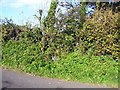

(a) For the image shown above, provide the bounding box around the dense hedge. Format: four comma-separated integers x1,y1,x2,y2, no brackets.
1,40,118,87
1,1,119,87
2,1,119,60
79,10,120,59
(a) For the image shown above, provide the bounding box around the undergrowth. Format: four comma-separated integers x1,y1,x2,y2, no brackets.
1,40,118,88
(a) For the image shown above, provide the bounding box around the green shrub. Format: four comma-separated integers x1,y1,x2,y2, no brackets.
1,2,119,88
19,27,42,43
1,41,118,87
1,18,23,42
79,10,120,59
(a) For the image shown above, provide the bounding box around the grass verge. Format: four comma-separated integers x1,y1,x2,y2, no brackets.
1,40,119,88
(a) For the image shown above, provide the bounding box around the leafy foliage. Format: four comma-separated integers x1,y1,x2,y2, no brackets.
79,9,120,59
1,1,119,88
1,41,118,87
1,18,22,42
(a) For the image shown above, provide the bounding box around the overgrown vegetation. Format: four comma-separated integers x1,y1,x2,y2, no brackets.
79,10,120,59
0,0,119,88
1,40,118,87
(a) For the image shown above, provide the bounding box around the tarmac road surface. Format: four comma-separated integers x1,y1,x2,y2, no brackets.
2,69,110,88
